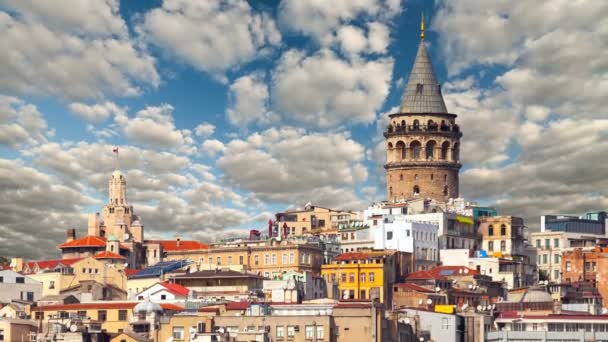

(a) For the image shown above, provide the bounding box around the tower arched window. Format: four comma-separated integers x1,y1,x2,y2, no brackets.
413,186,420,196
488,225,494,236
444,174,448,183
441,141,450,160
410,141,421,159
389,186,393,198
401,120,406,128
443,185,449,197
399,174,403,181
452,143,460,161
413,120,420,130
430,174,434,181
426,140,436,160
396,141,406,160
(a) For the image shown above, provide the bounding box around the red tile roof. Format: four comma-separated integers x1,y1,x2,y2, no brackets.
94,251,126,260
406,270,447,280
198,307,220,313
34,302,183,311
394,283,434,293
428,265,480,276
24,257,83,273
124,269,139,276
148,240,209,251
59,236,107,248
160,282,189,296
225,302,250,310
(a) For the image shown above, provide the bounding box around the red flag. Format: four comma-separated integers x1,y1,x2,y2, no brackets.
113,147,119,154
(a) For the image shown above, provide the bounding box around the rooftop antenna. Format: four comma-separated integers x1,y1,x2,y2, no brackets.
112,146,120,170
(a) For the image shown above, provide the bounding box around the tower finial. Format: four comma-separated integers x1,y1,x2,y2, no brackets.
420,13,425,40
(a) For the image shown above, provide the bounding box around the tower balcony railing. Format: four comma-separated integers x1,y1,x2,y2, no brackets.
384,159,462,169
384,125,462,138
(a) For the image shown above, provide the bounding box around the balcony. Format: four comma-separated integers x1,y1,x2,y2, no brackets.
384,159,461,169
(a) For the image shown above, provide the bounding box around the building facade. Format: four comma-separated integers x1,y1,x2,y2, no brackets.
275,204,358,236
384,20,461,203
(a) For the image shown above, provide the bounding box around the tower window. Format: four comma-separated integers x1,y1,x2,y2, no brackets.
413,120,420,130
441,141,450,160
413,186,420,195
396,141,406,160
444,174,448,183
414,174,418,180
443,185,449,196
410,140,421,159
430,174,434,181
426,140,436,160
416,83,423,94
399,174,403,181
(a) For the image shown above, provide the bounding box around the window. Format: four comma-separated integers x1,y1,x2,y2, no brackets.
172,327,184,340
77,311,86,319
441,318,450,329
26,291,34,301
0,276,2,283
566,261,572,272
239,255,244,264
349,290,355,299
49,281,55,289
98,310,107,321
216,257,221,265
197,322,206,333
272,254,277,265
585,262,591,272
290,253,295,264
488,241,494,252
360,272,366,283
500,224,506,236
283,253,288,264
500,240,506,252
536,239,541,248
59,311,69,319
228,256,232,264
545,239,550,249
543,254,548,264
554,238,560,248
276,326,284,338
208,257,212,265
254,255,259,265
161,294,166,300
369,272,375,282
15,277,24,284
264,272,270,278
0,329,3,341
413,185,420,195
35,312,43,320
118,310,127,321
349,273,355,283
305,326,314,339
554,254,560,264
488,225,494,236
554,270,560,280
265,254,270,265
593,262,597,272
360,289,366,299
341,273,347,283
287,326,295,337
316,326,324,339
386,231,393,240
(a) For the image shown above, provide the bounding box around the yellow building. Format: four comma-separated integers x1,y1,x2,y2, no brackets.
321,250,410,305
0,318,37,342
29,256,128,298
164,238,324,278
32,302,184,334
275,204,358,236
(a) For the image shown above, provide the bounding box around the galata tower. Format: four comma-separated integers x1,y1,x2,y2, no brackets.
384,17,462,202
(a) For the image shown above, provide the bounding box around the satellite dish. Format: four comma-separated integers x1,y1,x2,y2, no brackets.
468,284,473,289
426,299,433,305
464,268,469,274
70,325,78,333
476,305,482,311
435,287,441,292
458,269,463,274
124,233,130,241
603,308,608,314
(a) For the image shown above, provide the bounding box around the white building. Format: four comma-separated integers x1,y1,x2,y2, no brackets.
133,282,190,301
373,217,438,270
0,270,42,303
263,278,300,303
337,221,374,253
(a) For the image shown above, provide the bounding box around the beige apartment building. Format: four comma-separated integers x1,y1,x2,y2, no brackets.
165,238,324,278
275,204,359,236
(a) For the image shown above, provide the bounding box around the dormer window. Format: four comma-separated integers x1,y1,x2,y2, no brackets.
416,83,423,94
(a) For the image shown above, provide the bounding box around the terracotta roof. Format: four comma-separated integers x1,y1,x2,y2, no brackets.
94,251,126,260
59,236,107,248
148,240,209,252
335,301,372,309
394,283,434,293
34,302,183,311
198,307,220,313
124,269,139,276
406,270,447,281
225,302,250,310
24,257,83,273
159,282,189,296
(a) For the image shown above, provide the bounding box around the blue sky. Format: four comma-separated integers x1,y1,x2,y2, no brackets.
1,0,607,259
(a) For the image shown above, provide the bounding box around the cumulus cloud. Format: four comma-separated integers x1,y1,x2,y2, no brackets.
0,2,159,99
201,139,225,157
0,95,48,148
69,101,125,122
272,49,393,128
139,0,281,80
226,73,278,127
194,122,216,138
216,127,368,209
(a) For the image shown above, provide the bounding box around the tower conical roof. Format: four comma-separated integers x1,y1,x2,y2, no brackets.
399,40,448,114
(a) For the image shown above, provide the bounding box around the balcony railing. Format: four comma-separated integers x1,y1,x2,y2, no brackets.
384,124,461,138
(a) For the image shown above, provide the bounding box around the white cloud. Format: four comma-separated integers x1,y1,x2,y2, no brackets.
194,122,216,138
69,101,125,122
0,4,159,99
216,127,367,209
139,0,281,80
272,49,393,128
226,73,278,127
0,95,48,148
201,139,225,157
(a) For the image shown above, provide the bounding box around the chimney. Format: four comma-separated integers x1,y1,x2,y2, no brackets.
10,258,24,272
176,236,181,247
66,229,76,242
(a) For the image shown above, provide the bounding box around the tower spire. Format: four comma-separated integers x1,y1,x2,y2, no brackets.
420,13,425,40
